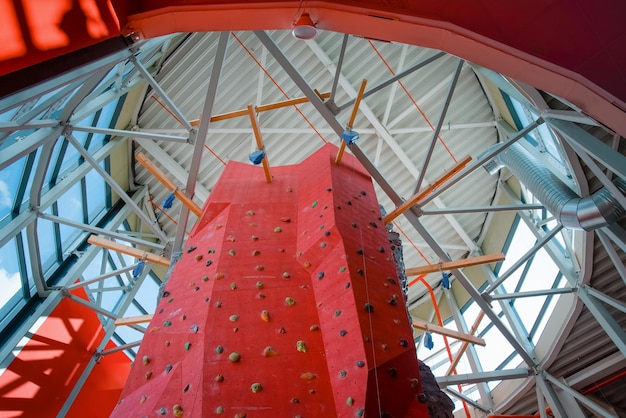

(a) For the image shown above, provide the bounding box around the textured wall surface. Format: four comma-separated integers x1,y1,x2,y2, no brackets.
111,144,429,417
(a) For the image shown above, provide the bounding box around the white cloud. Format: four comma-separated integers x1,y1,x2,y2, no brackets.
0,179,11,208
0,268,22,307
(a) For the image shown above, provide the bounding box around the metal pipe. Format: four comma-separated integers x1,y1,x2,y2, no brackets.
484,141,626,230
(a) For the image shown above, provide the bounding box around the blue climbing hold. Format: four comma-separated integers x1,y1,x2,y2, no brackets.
424,332,434,350
341,129,359,144
132,261,145,278
163,192,176,209
249,149,265,165
441,272,450,289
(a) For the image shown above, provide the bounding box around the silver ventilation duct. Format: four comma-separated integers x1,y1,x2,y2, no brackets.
484,142,626,231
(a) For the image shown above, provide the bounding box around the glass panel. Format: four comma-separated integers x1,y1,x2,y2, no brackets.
57,181,85,254
0,155,27,221
86,167,106,223
37,209,58,272
0,238,22,311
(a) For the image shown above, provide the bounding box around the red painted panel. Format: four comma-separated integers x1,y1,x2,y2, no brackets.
111,144,429,417
0,288,130,418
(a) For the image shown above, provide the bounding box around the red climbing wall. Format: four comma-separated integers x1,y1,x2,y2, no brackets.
110,144,429,417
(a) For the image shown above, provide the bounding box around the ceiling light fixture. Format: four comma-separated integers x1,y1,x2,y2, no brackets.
292,13,318,40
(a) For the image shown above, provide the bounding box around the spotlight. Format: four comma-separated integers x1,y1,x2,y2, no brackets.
292,13,318,40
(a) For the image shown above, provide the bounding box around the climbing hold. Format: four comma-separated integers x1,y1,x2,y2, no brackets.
357,269,364,276
285,297,296,306
215,301,222,307
369,222,378,228
324,230,330,237
296,340,307,353
229,314,239,322
184,342,191,350
216,345,223,354
382,343,389,351
339,370,347,378
334,310,342,317
202,275,209,281
311,201,318,208
165,340,170,347
247,210,255,215
309,324,320,331
263,346,278,357
256,281,264,289
215,224,223,230
356,249,364,255
255,265,265,271
216,406,223,414
142,355,150,366
393,319,401,326
274,227,282,233
183,384,191,393
356,408,365,417
295,251,302,257
339,266,346,272
163,320,172,327
319,224,325,230
280,217,291,223
228,249,236,256
186,246,197,253
229,352,241,363
249,149,265,164
387,277,397,284
252,249,260,256
230,282,237,290
251,235,258,241
409,378,420,390
345,283,350,289
195,254,203,261
165,364,172,374
215,374,224,382
215,272,225,280
190,324,199,333
205,260,213,267
226,236,235,242
249,223,257,227
158,407,167,415
173,404,183,417
300,372,316,381
168,298,174,303
339,330,348,337
356,360,365,368
162,290,170,298
282,272,290,278
250,383,263,393
208,248,215,254
145,371,153,380
387,368,398,378
388,298,397,306
364,336,371,342
257,293,266,299
351,222,357,228
303,261,312,268
261,310,270,322
364,303,374,313
346,397,354,407
317,271,325,280
140,395,147,404
277,327,286,334
291,398,300,404
399,338,409,347
379,246,385,253
320,242,327,248
347,200,352,206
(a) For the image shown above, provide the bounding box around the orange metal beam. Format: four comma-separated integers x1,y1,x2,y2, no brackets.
88,235,170,267
336,79,367,165
412,318,486,346
383,155,472,224
135,153,202,217
247,104,272,183
405,253,505,276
